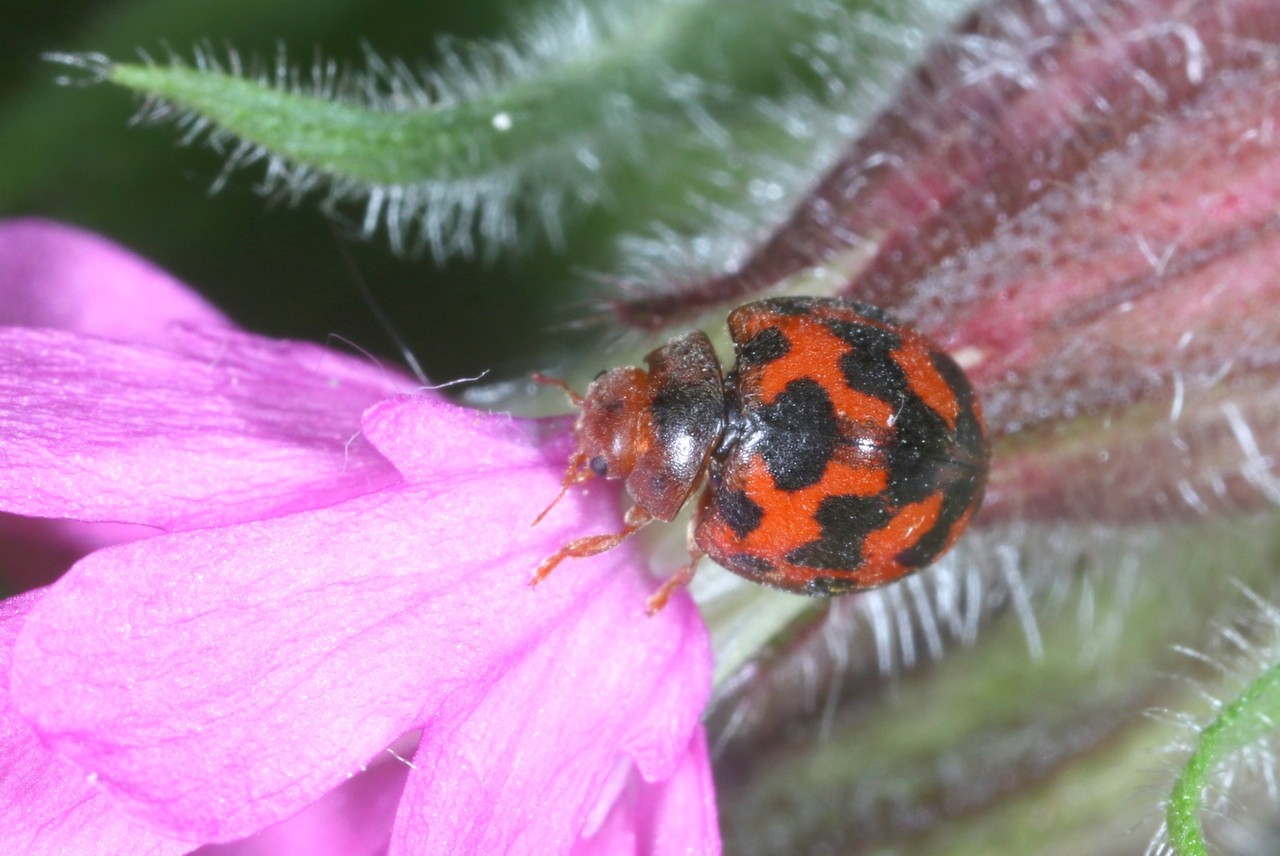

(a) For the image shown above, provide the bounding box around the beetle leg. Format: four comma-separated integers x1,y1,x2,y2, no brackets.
644,552,702,615
531,505,654,587
645,489,713,614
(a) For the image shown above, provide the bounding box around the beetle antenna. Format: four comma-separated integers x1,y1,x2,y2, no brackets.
532,372,584,405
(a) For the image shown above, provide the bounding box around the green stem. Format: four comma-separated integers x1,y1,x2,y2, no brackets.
1167,657,1280,855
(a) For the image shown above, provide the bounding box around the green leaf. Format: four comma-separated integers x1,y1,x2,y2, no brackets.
83,0,970,257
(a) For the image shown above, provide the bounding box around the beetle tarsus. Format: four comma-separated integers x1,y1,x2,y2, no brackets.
644,557,700,615
531,506,655,587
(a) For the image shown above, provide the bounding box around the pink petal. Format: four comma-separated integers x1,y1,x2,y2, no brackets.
0,590,186,856
359,393,575,482
0,325,410,530
0,218,229,341
572,727,719,856
10,398,711,846
388,548,711,855
194,733,417,856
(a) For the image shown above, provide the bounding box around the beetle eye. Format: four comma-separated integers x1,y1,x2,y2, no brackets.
589,456,609,477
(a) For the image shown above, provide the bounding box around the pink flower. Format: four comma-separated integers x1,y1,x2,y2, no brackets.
0,219,717,854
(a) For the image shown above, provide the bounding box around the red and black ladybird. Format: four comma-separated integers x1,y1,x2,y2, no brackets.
533,296,989,613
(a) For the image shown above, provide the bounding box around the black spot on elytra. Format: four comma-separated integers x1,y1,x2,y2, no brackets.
736,326,790,370
840,301,899,327
830,326,959,508
754,298,813,316
894,533,944,569
893,478,976,569
715,488,764,539
895,450,988,569
894,350,988,546
884,396,951,505
757,378,839,491
932,350,988,469
753,296,903,327
831,321,906,404
931,351,970,407
722,552,775,580
786,494,890,570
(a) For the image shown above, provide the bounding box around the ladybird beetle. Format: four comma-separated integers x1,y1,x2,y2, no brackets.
532,296,988,613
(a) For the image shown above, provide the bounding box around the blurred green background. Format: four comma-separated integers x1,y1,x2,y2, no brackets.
0,0,636,383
